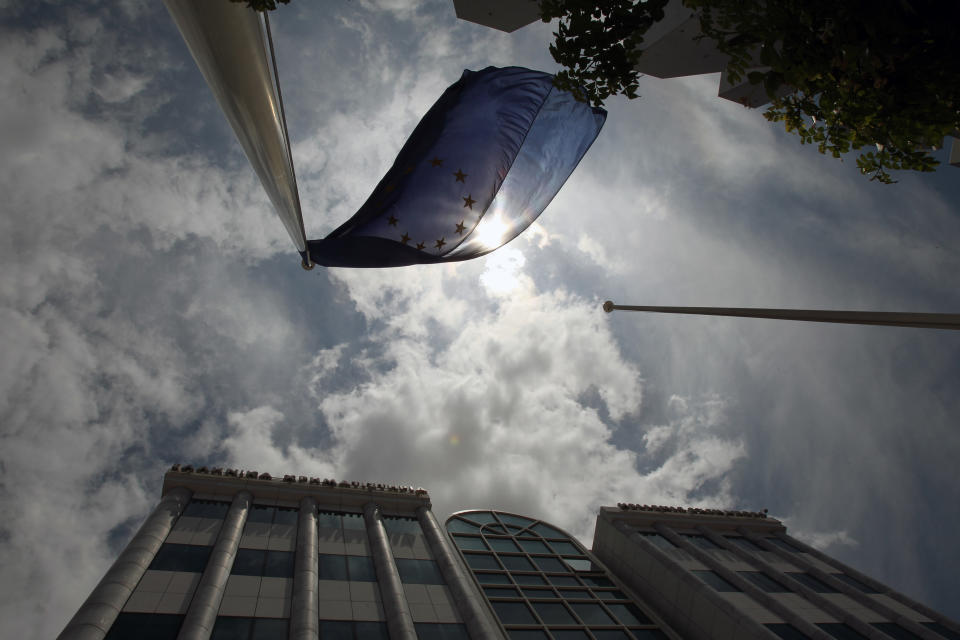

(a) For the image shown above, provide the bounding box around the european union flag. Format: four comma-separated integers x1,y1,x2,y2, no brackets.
303,66,606,268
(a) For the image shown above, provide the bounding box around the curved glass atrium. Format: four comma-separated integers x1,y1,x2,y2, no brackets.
445,510,671,640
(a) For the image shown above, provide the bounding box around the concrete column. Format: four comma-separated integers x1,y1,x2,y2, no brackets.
363,502,417,640
290,496,318,640
178,491,252,640
737,530,944,640
58,487,193,640
415,506,504,640
655,524,833,640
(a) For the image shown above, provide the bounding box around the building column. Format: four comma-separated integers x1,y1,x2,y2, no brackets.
178,490,252,640
58,487,193,640
415,505,504,640
363,502,417,640
654,524,833,640
737,530,943,640
290,496,318,640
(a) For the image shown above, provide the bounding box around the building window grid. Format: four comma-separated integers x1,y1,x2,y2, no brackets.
448,512,665,637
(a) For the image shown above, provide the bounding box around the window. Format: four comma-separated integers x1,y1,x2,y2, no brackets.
447,518,481,534
830,573,879,594
765,624,808,640
498,514,535,528
210,617,288,640
183,500,230,519
630,632,670,640
551,632,590,640
247,505,276,523
594,590,628,600
383,516,421,534
726,536,765,552
500,555,536,571
414,623,470,640
318,512,343,529
488,538,522,553
452,535,488,551
530,522,567,538
547,575,581,587
341,513,366,530
273,507,299,525
738,571,790,593
105,613,183,640
465,553,501,570
557,588,591,599
691,570,741,592
580,576,614,588
590,632,632,640
318,554,349,581
483,586,519,597
319,620,390,639
563,558,596,572
786,572,839,593
637,532,677,550
395,558,444,584
682,534,721,550
518,539,551,554
532,556,567,572
532,602,576,624
508,632,549,640
549,541,581,555
871,623,922,640
346,555,377,581
607,602,652,625
476,572,511,585
230,549,294,578
514,574,548,585
492,601,537,624
263,551,295,578
569,602,615,625
816,623,868,639
766,537,802,552
523,587,558,599
149,543,212,573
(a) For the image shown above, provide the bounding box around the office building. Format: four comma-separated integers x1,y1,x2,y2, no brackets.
592,503,960,640
59,466,960,640
58,464,501,640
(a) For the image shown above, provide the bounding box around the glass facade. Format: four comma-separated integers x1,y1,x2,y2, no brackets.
210,616,289,640
446,510,668,639
104,613,183,640
148,543,213,573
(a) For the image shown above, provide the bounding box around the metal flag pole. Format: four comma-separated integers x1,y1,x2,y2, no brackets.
602,301,960,330
164,0,308,257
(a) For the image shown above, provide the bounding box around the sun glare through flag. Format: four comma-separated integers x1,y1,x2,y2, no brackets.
304,66,607,268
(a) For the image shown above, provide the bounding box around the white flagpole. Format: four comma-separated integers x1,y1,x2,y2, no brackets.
602,301,960,330
164,0,307,254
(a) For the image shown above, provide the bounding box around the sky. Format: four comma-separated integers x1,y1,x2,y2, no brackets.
1,1,959,638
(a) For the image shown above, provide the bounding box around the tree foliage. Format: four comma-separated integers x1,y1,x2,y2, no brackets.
229,0,290,11
540,0,960,183
539,0,668,106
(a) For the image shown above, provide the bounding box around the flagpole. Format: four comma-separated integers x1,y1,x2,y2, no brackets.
602,301,960,330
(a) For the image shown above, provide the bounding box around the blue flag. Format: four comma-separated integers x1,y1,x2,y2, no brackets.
303,66,606,268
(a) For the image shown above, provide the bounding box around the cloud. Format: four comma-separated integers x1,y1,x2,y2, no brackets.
785,525,859,551
2,3,959,638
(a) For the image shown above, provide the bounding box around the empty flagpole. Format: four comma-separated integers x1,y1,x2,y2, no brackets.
602,301,960,330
